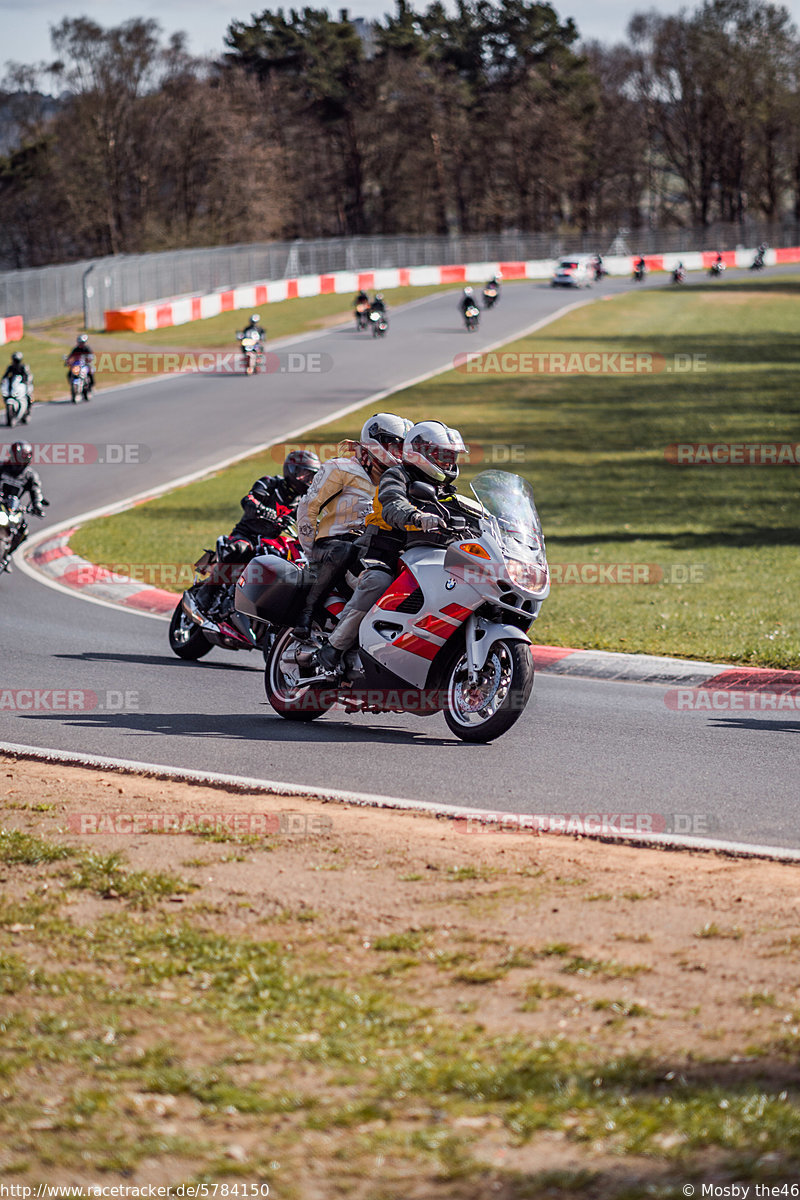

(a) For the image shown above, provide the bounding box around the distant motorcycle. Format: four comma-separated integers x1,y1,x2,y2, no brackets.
369,310,388,338
751,250,766,271
633,260,646,282
482,285,499,309
66,357,92,402
237,331,263,375
709,260,726,278
168,520,303,661
593,259,607,282
2,376,31,427
355,302,370,331
0,488,47,575
463,304,480,332
672,265,686,285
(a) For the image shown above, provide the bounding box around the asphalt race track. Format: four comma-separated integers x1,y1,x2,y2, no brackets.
2,272,798,850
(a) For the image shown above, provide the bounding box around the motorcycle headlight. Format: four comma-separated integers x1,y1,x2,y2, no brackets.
0,513,8,528
506,556,549,593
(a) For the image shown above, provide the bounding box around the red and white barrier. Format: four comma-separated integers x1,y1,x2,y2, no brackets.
104,246,800,333
0,315,24,345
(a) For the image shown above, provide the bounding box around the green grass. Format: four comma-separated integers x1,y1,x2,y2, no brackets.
71,276,800,667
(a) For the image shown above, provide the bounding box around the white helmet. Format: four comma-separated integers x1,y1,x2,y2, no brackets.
360,412,412,469
403,421,466,485
250,313,260,323
463,287,473,295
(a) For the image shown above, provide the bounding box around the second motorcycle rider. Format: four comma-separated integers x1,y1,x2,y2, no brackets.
292,413,411,639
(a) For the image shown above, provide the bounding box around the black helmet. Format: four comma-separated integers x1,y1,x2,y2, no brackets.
10,441,33,467
11,352,23,365
283,448,321,496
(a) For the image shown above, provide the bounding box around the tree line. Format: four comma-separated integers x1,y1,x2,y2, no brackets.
1,0,799,268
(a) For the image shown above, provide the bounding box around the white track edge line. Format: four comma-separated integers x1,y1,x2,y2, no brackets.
3,740,800,863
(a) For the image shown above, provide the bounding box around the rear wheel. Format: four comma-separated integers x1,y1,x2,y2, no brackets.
265,628,337,721
168,598,213,660
443,638,534,743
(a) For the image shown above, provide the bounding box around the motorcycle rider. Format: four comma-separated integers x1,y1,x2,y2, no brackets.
354,289,370,310
194,449,320,615
633,255,646,279
241,313,265,342
292,413,411,640
0,441,46,570
460,287,477,316
2,352,33,420
65,333,95,393
370,293,387,315
315,420,467,675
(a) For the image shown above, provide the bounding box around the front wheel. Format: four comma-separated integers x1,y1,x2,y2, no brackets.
443,638,534,743
169,598,213,660
265,628,337,721
5,404,13,427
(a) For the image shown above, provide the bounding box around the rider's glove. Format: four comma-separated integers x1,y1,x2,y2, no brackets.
415,510,444,532
258,504,279,524
32,506,44,518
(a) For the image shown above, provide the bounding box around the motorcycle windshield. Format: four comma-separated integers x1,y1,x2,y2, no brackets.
469,470,545,557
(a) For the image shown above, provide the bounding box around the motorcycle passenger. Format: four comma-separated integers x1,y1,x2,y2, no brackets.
316,420,466,675
65,334,95,392
195,449,320,615
292,413,411,640
2,352,33,418
0,441,46,570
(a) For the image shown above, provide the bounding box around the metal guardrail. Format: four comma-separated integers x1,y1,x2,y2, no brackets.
2,222,799,329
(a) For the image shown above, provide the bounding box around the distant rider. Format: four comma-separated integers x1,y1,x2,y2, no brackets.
460,287,476,315
2,352,33,417
0,441,47,571
65,334,95,392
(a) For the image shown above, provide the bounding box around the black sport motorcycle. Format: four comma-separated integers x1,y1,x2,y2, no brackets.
168,521,303,661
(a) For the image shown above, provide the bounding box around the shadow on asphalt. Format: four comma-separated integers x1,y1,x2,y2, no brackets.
15,708,468,748
709,718,800,733
54,651,261,672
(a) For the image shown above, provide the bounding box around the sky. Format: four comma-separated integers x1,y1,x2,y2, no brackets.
2,0,800,71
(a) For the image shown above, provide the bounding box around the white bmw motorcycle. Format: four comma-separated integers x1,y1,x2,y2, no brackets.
2,375,31,427
235,470,550,743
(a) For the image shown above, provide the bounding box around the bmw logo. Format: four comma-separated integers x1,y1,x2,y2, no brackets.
445,578,456,591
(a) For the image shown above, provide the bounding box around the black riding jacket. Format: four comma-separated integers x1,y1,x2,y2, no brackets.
229,475,297,543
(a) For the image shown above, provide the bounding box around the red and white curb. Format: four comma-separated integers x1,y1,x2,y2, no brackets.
104,245,800,332
2,741,800,861
24,526,800,695
28,527,176,617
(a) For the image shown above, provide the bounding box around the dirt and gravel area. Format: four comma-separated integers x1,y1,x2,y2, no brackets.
3,752,800,1197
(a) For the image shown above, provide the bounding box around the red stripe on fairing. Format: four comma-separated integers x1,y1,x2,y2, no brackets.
375,567,418,611
392,632,440,661
440,602,471,621
327,601,345,615
416,614,456,639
